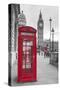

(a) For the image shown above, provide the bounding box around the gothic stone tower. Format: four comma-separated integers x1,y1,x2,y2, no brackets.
37,11,44,54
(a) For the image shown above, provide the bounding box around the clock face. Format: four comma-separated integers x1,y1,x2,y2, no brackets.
39,23,43,27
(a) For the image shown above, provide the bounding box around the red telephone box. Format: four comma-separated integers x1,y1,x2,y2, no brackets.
17,26,37,82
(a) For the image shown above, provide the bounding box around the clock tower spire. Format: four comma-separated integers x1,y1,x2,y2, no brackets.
37,10,44,54
39,11,42,19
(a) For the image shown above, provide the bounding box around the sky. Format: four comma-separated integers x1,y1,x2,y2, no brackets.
20,4,59,41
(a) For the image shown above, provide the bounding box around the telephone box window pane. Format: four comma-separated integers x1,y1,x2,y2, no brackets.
23,41,26,45
26,63,31,69
22,59,25,69
22,40,33,70
22,64,25,69
23,41,33,46
27,41,33,46
23,47,26,52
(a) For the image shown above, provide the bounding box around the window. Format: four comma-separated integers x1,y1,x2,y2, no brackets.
22,40,33,70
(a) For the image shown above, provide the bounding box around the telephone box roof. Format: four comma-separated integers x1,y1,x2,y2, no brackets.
18,26,37,33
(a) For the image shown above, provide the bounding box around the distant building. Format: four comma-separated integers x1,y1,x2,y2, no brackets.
18,10,26,26
37,11,44,53
16,10,26,57
43,40,58,52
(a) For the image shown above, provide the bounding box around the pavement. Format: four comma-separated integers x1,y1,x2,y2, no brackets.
12,51,58,86
37,53,58,84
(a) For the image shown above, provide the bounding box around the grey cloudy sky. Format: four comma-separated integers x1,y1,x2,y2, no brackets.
20,4,59,41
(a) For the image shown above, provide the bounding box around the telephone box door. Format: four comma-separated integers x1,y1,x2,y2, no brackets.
18,27,36,82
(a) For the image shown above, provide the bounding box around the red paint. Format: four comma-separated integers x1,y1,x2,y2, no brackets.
17,26,37,82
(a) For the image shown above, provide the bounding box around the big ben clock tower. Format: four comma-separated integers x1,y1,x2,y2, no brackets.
37,11,44,54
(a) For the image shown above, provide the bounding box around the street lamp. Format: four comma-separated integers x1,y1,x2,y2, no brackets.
51,28,54,52
49,17,52,52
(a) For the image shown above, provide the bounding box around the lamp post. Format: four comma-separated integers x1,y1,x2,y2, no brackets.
49,17,52,52
51,28,54,52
